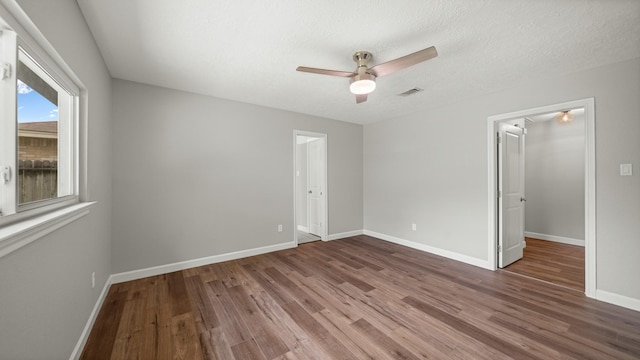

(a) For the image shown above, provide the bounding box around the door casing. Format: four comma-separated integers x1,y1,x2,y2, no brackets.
293,130,328,244
487,98,596,297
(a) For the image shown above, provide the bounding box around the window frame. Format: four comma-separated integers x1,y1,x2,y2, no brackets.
0,7,87,234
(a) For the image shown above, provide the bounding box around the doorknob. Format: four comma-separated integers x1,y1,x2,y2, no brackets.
308,190,312,194
520,197,526,202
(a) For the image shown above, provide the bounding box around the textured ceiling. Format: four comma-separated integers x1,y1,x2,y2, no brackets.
76,0,640,125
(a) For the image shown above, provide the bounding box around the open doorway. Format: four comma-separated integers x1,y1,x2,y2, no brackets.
294,131,328,244
487,98,596,297
500,109,586,292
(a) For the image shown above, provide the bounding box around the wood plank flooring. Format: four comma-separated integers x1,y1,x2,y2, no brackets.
502,237,585,292
81,235,640,359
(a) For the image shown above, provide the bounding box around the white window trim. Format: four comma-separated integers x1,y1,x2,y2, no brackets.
0,1,93,257
0,201,95,258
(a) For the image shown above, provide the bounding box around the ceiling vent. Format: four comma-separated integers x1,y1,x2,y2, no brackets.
398,87,424,96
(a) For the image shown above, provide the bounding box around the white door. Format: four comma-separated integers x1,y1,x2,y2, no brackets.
307,138,324,237
498,123,525,268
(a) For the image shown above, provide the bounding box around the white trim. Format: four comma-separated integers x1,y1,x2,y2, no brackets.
364,230,493,270
297,225,309,232
0,0,89,225
524,231,584,247
0,202,95,258
111,241,297,284
487,98,596,298
326,229,363,241
69,274,113,360
293,130,328,244
595,289,640,312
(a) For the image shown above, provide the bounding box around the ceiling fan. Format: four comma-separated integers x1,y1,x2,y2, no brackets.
296,46,437,104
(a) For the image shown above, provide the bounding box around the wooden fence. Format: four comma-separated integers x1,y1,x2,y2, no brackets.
18,160,57,204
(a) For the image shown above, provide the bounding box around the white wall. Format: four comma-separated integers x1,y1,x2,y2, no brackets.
364,57,640,302
0,0,112,359
525,114,585,241
112,79,363,273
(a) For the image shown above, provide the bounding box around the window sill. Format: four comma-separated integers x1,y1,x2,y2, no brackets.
0,202,96,258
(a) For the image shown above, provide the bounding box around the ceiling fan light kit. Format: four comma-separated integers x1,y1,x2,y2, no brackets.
297,46,438,103
349,73,376,94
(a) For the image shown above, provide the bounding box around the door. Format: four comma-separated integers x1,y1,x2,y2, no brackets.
307,138,324,236
498,123,525,268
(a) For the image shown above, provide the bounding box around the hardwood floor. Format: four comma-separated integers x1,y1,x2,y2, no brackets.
81,235,640,359
502,237,585,292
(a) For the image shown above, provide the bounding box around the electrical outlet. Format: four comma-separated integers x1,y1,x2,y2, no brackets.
411,223,417,231
620,163,632,176
278,224,283,232
91,272,95,289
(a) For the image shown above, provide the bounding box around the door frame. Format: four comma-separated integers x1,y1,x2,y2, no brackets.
293,130,328,244
486,98,596,298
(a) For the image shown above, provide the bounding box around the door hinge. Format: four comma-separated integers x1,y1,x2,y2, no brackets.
1,63,11,80
497,133,501,144
497,190,501,198
497,245,501,252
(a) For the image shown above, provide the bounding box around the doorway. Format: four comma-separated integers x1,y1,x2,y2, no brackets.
487,98,596,297
294,131,328,244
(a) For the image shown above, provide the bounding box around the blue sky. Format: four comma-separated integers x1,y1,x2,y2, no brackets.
17,79,58,123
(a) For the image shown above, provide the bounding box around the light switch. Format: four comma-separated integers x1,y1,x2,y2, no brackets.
620,164,632,176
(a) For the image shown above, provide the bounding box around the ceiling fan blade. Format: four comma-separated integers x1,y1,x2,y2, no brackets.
370,46,438,77
356,94,368,104
296,66,355,77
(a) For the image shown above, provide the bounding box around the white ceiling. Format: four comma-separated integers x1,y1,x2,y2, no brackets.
76,0,640,125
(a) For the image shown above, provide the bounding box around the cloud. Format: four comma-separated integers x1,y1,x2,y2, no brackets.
17,80,33,94
49,108,59,119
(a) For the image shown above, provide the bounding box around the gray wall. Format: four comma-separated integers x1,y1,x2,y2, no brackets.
0,0,112,359
525,114,585,240
112,79,363,273
364,57,640,301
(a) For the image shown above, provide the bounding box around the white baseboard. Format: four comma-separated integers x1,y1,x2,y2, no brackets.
326,229,364,241
297,225,309,232
363,230,493,270
524,231,585,247
69,275,113,360
596,289,640,312
111,241,297,284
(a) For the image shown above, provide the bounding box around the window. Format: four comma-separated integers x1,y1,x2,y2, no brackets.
0,27,80,225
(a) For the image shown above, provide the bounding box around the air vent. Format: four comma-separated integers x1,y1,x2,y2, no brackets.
398,87,424,96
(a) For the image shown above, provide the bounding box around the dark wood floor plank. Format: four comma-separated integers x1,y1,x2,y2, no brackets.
199,327,235,360
171,312,204,359
351,318,422,360
184,275,220,332
311,308,389,359
226,284,290,359
403,295,543,360
263,266,325,313
503,237,585,291
80,287,127,360
281,300,359,359
248,287,329,360
167,271,191,316
230,339,266,360
82,235,640,359
141,304,173,360
110,292,148,359
205,280,252,346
